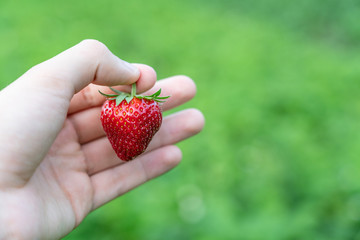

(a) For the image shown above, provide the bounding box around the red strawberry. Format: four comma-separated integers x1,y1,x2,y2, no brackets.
99,84,169,161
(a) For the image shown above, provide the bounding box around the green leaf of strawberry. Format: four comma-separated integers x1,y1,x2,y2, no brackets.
99,83,170,161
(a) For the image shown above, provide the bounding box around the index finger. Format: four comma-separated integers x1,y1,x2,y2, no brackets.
68,64,157,114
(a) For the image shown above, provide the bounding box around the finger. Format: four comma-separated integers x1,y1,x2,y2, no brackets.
146,109,204,151
90,145,182,209
70,76,198,144
82,109,204,175
83,137,124,175
68,107,104,144
68,74,194,116
0,39,140,188
68,64,157,114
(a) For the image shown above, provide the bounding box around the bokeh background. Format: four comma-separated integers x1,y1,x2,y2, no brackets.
2,0,360,239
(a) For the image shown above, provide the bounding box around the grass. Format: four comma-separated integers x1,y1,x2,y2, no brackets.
1,0,360,239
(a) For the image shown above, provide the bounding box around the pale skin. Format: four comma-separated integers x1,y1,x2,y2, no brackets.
0,40,205,240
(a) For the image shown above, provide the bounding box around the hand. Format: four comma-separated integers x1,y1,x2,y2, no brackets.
0,40,204,239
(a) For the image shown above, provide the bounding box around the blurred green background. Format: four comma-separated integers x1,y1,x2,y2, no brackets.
2,0,360,239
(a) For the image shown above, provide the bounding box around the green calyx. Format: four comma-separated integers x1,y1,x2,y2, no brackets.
99,83,170,106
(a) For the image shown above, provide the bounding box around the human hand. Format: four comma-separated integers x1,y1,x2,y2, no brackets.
0,40,204,240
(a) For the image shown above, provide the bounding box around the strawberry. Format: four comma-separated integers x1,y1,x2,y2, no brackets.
99,84,169,161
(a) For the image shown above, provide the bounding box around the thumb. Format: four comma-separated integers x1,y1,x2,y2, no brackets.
25,39,140,98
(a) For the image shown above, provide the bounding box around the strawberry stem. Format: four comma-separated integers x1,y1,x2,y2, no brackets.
99,84,170,106
131,83,136,97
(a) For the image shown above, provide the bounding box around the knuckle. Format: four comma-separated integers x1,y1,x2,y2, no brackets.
80,85,96,107
78,39,109,56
